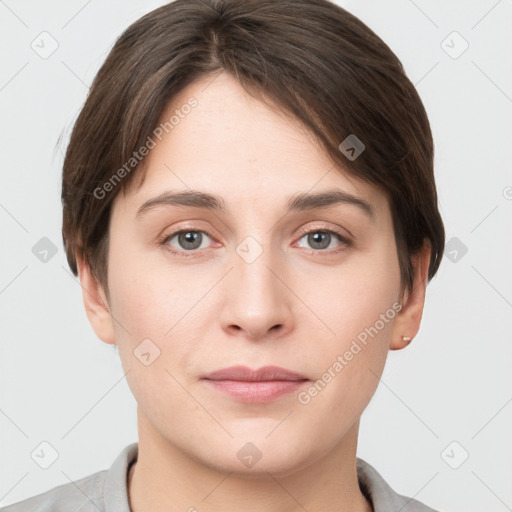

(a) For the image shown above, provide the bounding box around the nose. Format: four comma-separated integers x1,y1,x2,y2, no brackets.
219,240,294,341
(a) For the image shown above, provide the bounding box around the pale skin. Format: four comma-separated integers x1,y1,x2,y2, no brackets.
76,71,431,512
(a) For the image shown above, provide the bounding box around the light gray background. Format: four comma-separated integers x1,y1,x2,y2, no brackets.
1,0,511,510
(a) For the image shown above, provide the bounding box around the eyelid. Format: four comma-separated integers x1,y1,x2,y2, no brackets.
294,222,352,242
158,227,216,258
292,225,352,255
158,221,352,259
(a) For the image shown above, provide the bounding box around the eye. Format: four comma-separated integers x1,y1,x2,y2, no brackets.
295,228,351,253
159,226,351,258
160,229,213,257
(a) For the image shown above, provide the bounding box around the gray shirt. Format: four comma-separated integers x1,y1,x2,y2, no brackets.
1,443,440,511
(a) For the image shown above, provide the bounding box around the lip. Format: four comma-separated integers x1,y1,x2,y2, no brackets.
202,365,309,404
203,365,307,382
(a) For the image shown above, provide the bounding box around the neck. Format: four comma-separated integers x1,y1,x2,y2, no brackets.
128,412,372,512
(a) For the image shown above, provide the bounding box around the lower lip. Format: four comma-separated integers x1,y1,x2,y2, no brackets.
203,379,309,403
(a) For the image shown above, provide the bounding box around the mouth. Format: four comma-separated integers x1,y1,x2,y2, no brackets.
201,365,309,404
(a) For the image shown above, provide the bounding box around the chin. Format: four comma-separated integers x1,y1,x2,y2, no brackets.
199,433,316,479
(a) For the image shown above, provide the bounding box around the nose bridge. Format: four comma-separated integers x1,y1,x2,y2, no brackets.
222,232,291,339
236,235,275,299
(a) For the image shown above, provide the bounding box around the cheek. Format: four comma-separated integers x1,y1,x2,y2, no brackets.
107,259,199,425
309,236,401,342
106,245,209,385
297,237,400,400
107,241,201,336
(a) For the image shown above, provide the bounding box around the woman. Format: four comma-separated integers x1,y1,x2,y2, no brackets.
2,0,445,510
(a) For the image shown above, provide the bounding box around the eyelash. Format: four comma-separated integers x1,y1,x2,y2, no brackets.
158,226,352,259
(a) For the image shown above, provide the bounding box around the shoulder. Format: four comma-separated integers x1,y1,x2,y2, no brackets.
1,443,138,512
0,470,107,512
356,458,440,512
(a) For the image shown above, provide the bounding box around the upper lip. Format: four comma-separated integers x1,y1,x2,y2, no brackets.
203,365,308,382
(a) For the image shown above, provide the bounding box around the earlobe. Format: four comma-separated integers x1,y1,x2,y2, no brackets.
76,253,116,345
389,241,431,351
395,336,413,350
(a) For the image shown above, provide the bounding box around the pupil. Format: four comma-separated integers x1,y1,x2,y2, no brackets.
310,232,329,249
181,231,200,249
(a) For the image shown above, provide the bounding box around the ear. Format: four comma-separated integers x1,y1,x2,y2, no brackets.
76,252,116,345
389,240,431,350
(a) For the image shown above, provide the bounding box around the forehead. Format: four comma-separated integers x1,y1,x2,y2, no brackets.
116,72,389,223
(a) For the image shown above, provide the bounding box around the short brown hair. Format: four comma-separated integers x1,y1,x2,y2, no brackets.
61,0,445,300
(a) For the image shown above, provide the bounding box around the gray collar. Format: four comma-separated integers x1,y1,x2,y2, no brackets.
103,443,438,512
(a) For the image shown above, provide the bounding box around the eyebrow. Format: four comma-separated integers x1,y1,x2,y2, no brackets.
135,188,375,221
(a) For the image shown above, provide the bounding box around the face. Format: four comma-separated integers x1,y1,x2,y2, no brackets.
102,71,404,476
